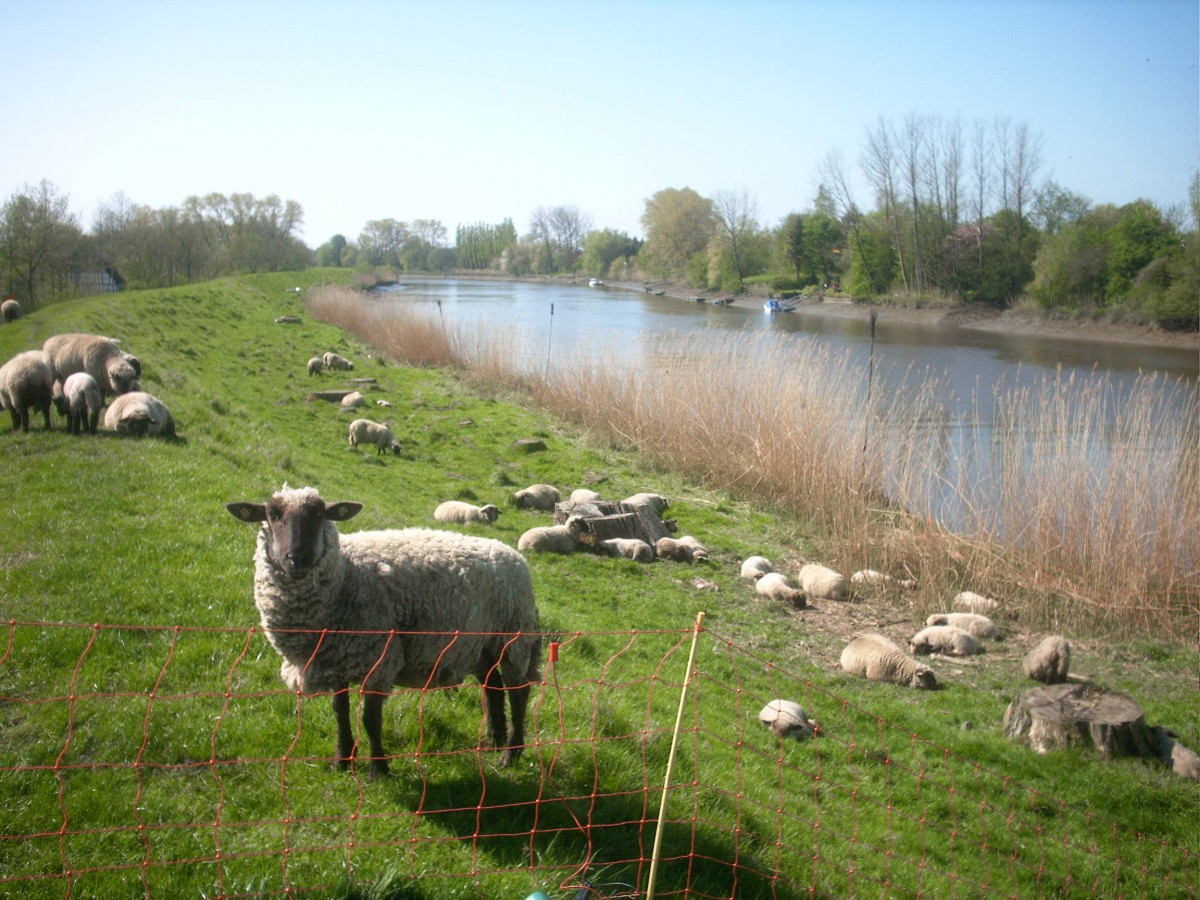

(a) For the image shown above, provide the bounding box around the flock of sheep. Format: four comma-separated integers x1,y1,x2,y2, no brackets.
0,331,176,436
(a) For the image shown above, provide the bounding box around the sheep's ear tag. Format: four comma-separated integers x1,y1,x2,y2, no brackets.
325,502,363,522
226,502,266,522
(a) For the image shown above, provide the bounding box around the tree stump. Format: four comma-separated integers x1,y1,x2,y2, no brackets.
1003,683,1155,759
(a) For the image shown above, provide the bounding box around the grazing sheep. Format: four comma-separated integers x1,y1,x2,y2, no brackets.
740,556,774,580
840,634,937,689
621,492,669,516
0,350,53,432
43,333,139,398
347,418,401,455
570,488,602,502
655,536,708,562
925,612,998,639
341,391,366,409
226,485,541,779
1023,636,1071,684
517,516,585,554
909,625,982,657
799,563,847,601
851,569,917,590
307,357,324,376
434,501,501,525
2,299,22,322
104,391,176,437
754,572,807,608
323,351,354,371
758,699,814,740
53,372,103,435
601,538,654,562
513,483,562,511
954,591,1000,615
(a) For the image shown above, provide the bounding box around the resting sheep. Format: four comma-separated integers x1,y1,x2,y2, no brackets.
954,591,1000,615
925,612,998,639
53,371,103,435
104,391,176,437
434,501,501,525
850,569,916,591
655,536,708,562
754,572,806,608
601,538,654,562
0,350,53,432
347,419,401,455
517,516,585,554
758,699,814,740
621,492,669,517
1,299,21,322
570,488,602,502
513,483,562,511
740,556,774,580
323,351,354,371
1023,636,1071,684
840,634,937,689
307,357,324,376
909,625,982,657
341,391,366,409
799,563,847,601
225,485,541,779
43,333,139,399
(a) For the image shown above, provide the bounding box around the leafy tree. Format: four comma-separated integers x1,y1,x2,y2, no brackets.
316,234,347,267
640,187,714,275
1104,199,1178,298
579,228,641,278
0,179,82,305
1033,180,1091,235
845,212,896,298
710,189,760,289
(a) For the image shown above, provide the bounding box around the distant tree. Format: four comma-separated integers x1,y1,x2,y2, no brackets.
359,218,408,268
1033,180,1090,235
640,187,715,275
315,234,347,267
580,228,641,278
845,212,896,298
0,179,82,305
710,189,760,289
1104,199,1178,298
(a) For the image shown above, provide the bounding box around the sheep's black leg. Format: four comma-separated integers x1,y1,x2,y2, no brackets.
361,690,389,780
480,654,510,759
330,686,355,771
500,679,531,767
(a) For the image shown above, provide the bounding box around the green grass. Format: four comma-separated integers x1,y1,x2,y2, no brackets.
0,272,1197,899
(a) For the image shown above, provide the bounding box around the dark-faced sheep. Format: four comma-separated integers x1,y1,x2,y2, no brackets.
104,391,176,437
1,299,21,322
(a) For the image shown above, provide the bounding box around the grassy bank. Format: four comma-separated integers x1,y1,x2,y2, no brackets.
0,273,1196,898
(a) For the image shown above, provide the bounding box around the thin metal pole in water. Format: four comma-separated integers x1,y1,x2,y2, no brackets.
544,303,555,378
861,310,879,478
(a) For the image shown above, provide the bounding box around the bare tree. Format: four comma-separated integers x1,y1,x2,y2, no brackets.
862,117,908,290
710,189,759,286
549,205,592,269
817,149,877,290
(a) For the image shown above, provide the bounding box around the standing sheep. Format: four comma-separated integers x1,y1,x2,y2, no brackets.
754,572,807,608
434,501,501,525
840,634,938,689
909,625,982,657
0,350,53,432
1023,636,1071,684
740,556,774,580
225,485,541,779
307,357,324,376
1,299,21,322
53,372,103,435
513,484,562,511
43,333,139,398
323,351,354,371
104,391,176,437
347,419,401,455
799,563,847,601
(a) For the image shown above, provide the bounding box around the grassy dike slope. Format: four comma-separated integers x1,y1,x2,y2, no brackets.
0,272,1196,898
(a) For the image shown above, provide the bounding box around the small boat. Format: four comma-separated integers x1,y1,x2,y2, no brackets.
589,278,604,287
764,298,795,313
712,297,734,306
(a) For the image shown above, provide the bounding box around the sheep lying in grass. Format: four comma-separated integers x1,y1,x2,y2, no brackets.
655,536,708,562
925,612,998,639
513,484,562,511
347,419,401,455
226,485,541,779
434,501,501,525
104,391,176,437
1023,636,1070,684
307,357,324,376
909,625,982,657
0,350,53,432
799,563,847,601
43,333,139,399
1,298,21,322
53,372,103,435
323,351,354,371
341,391,366,409
601,538,654,562
621,492,669,516
570,488,602,502
954,591,1000,615
840,634,937,689
517,516,586,554
758,699,814,740
740,556,774,580
754,572,806,608
850,569,916,590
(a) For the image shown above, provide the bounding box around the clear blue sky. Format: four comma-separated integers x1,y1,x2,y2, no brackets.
2,0,1196,245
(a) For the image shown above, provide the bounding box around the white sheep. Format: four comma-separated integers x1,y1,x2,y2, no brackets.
909,625,982,657
323,351,354,371
925,612,998,639
954,591,1000,615
601,537,654,562
758,699,814,740
347,418,401,455
341,391,366,409
850,569,916,590
225,485,541,779
53,371,103,435
740,556,774,580
0,350,53,432
43,333,139,398
621,492,669,517
570,488,602,502
104,391,176,437
434,501,501,525
513,483,562,511
1,299,21,322
655,536,708,562
799,563,847,601
754,572,806,608
307,357,324,376
1023,636,1071,684
840,634,937,689
517,516,585,554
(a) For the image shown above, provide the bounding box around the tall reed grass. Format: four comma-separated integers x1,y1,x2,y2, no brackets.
306,285,1199,641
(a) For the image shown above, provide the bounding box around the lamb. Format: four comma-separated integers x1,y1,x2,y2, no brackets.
1023,636,1071,684
570,488,602,502
740,556,774,580
52,371,103,435
104,391,176,437
954,591,1000,615
601,537,654,562
753,572,807,608
434,501,501,525
0,350,53,432
925,612,998,639
1,299,21,322
307,357,324,376
347,418,401,455
513,483,562,511
42,333,139,398
655,536,708,562
840,634,937,689
758,699,814,740
517,516,586,554
621,492,669,517
799,563,847,601
851,569,917,590
341,391,366,409
909,625,982,657
323,351,354,371
225,485,541,779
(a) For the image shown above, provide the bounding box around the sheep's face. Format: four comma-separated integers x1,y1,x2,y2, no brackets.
911,666,937,689
480,504,500,522
227,490,363,576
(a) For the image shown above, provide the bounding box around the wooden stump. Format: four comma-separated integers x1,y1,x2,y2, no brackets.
1003,683,1155,759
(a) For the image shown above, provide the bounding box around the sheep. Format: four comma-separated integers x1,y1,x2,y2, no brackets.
341,391,366,409
513,483,562,511
0,350,53,432
601,537,654,562
851,569,917,590
925,612,998,639
42,333,139,398
740,556,774,580
53,372,103,435
570,488,602,502
323,351,354,371
840,634,937,689
104,391,176,437
655,536,709,562
307,357,324,376
225,485,541,779
954,591,1000,615
1,299,21,322
621,492,669,517
799,563,847,601
1023,636,1071,684
434,501,501,525
517,516,586,554
758,699,814,740
347,418,401,455
754,572,807,608
909,625,982,657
